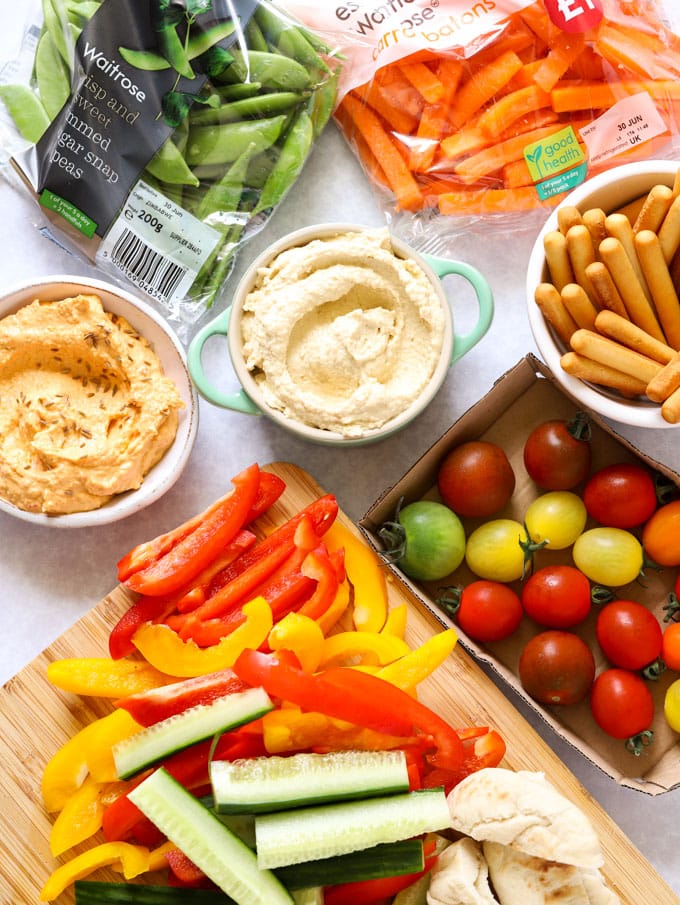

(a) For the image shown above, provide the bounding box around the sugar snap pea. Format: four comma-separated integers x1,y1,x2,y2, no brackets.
244,17,268,53
0,85,50,143
254,5,330,73
35,28,71,119
146,137,200,186
252,108,313,215
41,0,74,69
216,81,263,102
189,90,303,126
119,18,236,74
214,49,312,92
308,66,339,138
186,113,288,167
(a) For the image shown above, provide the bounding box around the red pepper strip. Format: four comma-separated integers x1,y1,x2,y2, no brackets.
166,849,209,886
323,852,438,905
124,463,261,596
246,470,286,522
317,668,464,773
295,547,343,622
420,727,506,793
114,669,248,726
108,531,257,659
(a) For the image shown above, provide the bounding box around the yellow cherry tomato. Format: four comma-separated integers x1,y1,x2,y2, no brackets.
664,678,680,732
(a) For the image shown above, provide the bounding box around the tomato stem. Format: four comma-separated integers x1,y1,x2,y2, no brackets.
567,410,592,443
624,729,654,756
591,585,615,605
518,522,544,579
642,657,666,681
654,471,679,506
434,586,462,618
377,497,407,565
663,592,680,623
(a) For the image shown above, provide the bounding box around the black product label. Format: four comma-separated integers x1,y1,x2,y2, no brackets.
32,0,258,236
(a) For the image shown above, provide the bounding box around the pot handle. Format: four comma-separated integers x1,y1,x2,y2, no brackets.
187,306,262,415
423,254,494,364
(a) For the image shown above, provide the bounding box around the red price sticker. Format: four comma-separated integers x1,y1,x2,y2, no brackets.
543,0,603,33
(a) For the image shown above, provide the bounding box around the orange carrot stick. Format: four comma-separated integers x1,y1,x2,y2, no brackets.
447,49,524,130
452,124,561,184
398,60,445,104
533,33,585,92
476,84,551,138
438,185,558,216
349,82,419,136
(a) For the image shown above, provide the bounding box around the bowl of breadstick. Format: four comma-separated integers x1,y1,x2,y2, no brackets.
527,159,680,428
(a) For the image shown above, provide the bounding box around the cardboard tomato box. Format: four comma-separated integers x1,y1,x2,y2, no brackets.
359,354,680,795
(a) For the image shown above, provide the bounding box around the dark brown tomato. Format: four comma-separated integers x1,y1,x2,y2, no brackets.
518,630,595,706
523,417,592,490
437,440,515,518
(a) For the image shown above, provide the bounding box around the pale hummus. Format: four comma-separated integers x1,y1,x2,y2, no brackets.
240,228,446,437
0,293,184,514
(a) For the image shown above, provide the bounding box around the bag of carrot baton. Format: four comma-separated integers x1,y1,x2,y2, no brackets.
0,0,342,339
281,0,680,239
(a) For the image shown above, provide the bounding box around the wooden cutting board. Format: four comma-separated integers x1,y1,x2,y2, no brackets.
1,462,677,905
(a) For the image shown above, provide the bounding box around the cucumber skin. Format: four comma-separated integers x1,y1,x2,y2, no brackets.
75,881,236,904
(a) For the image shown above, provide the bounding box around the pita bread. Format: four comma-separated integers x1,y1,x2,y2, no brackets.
580,869,622,905
447,768,604,869
483,841,591,904
427,837,499,905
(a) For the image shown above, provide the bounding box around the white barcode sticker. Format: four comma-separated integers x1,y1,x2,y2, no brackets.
98,180,221,304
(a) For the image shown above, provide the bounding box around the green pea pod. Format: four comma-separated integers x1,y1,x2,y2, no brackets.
245,146,280,190
186,113,288,167
65,0,100,26
0,84,51,143
145,137,200,186
308,68,339,139
214,50,312,92
195,140,257,228
151,0,193,79
254,5,330,74
216,81,263,102
244,17,268,53
190,90,302,126
42,0,73,68
120,18,236,74
35,28,71,120
252,108,313,215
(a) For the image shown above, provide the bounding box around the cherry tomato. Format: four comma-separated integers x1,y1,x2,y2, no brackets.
465,519,527,583
378,500,466,582
572,528,643,587
642,500,680,567
582,462,657,529
524,491,587,550
518,630,595,705
521,565,591,628
523,416,592,490
595,600,662,670
437,440,515,518
590,668,654,740
447,580,523,642
664,678,680,732
662,622,680,672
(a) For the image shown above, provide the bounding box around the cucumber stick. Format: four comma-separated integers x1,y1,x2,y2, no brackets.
275,839,424,889
211,749,410,813
255,787,452,869
114,686,273,780
129,768,293,905
75,881,236,903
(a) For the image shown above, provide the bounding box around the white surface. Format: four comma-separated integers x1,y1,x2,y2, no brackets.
1,23,679,901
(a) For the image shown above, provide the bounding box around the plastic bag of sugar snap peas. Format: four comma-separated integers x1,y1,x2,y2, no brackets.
0,0,342,339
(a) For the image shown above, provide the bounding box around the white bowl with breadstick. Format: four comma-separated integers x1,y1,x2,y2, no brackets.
527,159,680,428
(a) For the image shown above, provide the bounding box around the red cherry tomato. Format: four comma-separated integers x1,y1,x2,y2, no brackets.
437,440,515,518
518,630,595,705
582,462,657,528
590,668,654,740
662,622,680,672
523,416,592,490
595,600,662,670
445,580,523,643
521,565,591,628
642,500,680,567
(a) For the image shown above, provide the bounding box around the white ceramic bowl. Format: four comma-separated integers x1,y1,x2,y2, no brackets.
0,275,198,528
527,159,680,429
188,223,494,447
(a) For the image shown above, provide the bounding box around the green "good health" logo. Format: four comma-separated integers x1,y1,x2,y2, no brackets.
524,126,587,200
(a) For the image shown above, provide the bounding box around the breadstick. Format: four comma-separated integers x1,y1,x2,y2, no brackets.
535,282,578,346
582,207,607,254
569,328,664,384
657,194,680,264
604,212,652,301
633,183,674,233
585,262,630,320
594,309,676,365
661,385,680,423
646,351,680,402
566,224,597,302
561,283,598,330
560,351,648,397
557,205,583,235
634,230,680,349
612,193,647,225
598,236,666,342
543,230,574,290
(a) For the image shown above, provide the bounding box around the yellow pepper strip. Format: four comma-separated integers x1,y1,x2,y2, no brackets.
324,521,388,633
268,612,325,673
381,602,408,639
50,775,108,857
377,628,458,691
318,630,411,670
316,578,351,636
261,706,413,755
146,840,177,872
132,596,273,677
47,657,175,698
42,709,142,813
39,841,153,901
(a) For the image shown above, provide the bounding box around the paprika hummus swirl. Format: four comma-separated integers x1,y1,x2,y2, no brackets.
0,293,183,515
240,228,446,438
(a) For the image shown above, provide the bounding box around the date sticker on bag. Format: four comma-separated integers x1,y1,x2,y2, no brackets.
543,0,603,33
580,93,668,167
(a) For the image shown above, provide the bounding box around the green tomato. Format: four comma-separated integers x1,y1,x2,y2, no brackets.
664,678,680,732
524,491,588,550
381,500,466,582
572,527,643,587
465,519,527,583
